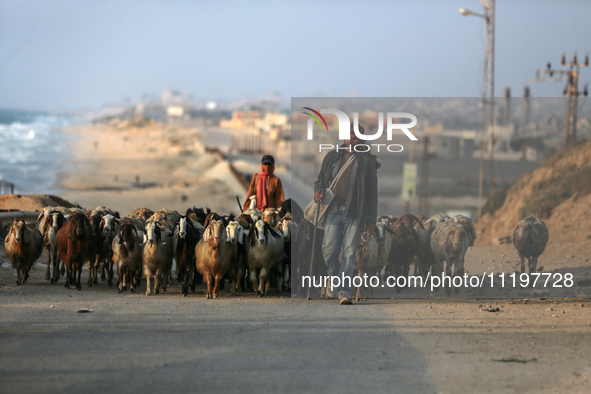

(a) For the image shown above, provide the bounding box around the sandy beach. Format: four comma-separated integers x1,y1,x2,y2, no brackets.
56,123,247,216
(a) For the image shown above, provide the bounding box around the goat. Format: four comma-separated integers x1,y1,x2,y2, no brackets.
86,210,106,287
386,216,419,293
513,215,549,275
40,211,66,283
262,208,281,228
56,213,96,290
147,209,183,232
430,222,470,294
174,215,203,296
354,232,379,300
224,220,247,295
98,213,120,287
247,220,284,296
195,219,233,298
452,215,477,247
112,219,143,293
276,215,294,292
186,206,211,226
143,222,174,296
4,219,43,285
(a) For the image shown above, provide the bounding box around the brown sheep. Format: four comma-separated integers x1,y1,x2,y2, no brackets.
430,222,469,293
56,213,96,290
4,219,43,285
40,211,66,283
112,219,143,293
195,220,233,298
512,215,549,275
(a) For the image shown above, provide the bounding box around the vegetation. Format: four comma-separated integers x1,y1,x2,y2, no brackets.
519,165,591,218
481,185,510,217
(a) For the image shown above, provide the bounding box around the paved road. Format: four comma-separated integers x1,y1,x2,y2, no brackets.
1,280,590,393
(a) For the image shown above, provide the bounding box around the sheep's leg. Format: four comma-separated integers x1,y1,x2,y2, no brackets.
52,256,60,283
16,268,22,286
519,256,525,274
64,265,71,289
87,259,93,287
45,253,51,281
154,269,162,295
213,274,222,299
205,273,213,299
118,266,126,293
258,267,267,297
23,267,30,284
250,269,259,296
145,268,152,296
60,261,65,277
182,266,191,297
76,265,82,290
529,256,538,275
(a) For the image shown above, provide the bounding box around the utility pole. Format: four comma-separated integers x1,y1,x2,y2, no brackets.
536,52,589,145
460,0,495,218
418,137,430,216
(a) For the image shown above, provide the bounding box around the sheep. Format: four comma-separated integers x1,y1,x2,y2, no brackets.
374,221,393,281
174,215,203,296
56,213,96,290
4,219,43,285
423,212,450,234
276,214,294,292
86,210,106,287
224,220,247,295
430,222,470,293
111,219,143,293
280,198,304,223
512,215,549,275
143,221,174,296
246,220,284,297
98,214,120,287
37,206,87,231
451,215,477,247
128,207,155,221
147,209,183,233
195,219,234,298
186,206,211,226
413,222,435,280
354,232,379,300
40,211,66,283
386,216,419,292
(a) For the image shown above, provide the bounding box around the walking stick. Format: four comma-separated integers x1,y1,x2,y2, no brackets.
306,198,321,300
235,196,244,214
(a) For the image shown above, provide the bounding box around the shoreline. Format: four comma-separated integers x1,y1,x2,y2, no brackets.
53,123,247,216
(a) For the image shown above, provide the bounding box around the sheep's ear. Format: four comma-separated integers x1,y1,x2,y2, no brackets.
37,212,44,222
238,226,244,244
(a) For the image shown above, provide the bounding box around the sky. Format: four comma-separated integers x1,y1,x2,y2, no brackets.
0,0,590,111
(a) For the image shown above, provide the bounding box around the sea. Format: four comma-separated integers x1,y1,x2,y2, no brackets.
0,108,81,194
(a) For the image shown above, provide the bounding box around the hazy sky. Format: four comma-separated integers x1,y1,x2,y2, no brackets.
1,0,590,111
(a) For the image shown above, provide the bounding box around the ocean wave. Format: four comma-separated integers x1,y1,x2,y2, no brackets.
0,110,80,193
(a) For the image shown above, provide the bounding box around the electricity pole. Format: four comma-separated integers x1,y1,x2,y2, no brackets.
536,52,589,145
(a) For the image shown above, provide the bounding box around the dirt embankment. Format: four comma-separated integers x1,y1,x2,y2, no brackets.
476,140,591,258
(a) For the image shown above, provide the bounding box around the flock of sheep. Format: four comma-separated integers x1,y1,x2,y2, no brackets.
3,199,549,298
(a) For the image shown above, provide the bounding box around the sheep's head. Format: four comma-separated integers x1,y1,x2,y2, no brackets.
450,225,467,250
514,221,530,242
100,214,116,236
177,216,188,239
254,220,268,245
145,222,163,246
276,217,292,241
226,221,244,244
10,220,26,244
204,220,224,245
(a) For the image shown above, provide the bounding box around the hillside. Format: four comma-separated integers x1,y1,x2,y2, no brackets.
476,139,591,250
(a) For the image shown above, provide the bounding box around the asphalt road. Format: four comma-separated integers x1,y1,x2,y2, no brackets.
1,279,590,393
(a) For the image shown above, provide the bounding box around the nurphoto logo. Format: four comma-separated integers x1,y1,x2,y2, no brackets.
302,107,418,152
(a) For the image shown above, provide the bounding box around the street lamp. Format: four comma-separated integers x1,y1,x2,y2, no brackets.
459,0,496,218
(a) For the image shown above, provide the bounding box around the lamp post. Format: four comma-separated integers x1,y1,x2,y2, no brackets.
460,0,495,218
